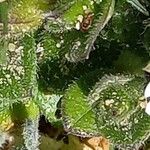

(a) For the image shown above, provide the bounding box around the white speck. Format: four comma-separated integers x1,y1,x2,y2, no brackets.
60,40,64,44
56,43,61,48
112,92,117,95
82,5,88,10
139,101,146,109
75,22,80,30
5,74,11,79
122,102,125,105
144,82,150,98
105,99,114,106
15,46,23,53
90,1,94,5
22,28,27,33
8,43,16,52
76,41,81,46
14,76,21,80
116,97,120,99
36,43,44,53
77,15,83,22
65,25,72,30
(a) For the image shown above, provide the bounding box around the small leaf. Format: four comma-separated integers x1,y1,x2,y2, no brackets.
83,0,115,60
65,0,115,62
127,0,149,16
62,82,99,137
37,93,62,123
62,70,104,137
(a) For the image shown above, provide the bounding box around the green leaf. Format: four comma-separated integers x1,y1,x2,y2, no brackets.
63,0,94,24
127,0,149,16
0,1,9,65
62,72,147,145
10,100,39,123
62,70,105,137
62,82,99,137
0,34,38,110
0,37,8,64
37,93,62,123
113,50,147,74
0,1,9,34
65,0,115,62
90,75,147,145
9,0,43,35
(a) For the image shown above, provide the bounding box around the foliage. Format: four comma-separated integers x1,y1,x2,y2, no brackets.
0,0,150,149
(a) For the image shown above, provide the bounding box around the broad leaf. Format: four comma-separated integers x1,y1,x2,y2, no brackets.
62,82,99,137
62,70,105,137
62,72,148,146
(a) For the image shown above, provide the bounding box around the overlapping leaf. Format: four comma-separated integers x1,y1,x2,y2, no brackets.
65,0,115,62
62,72,149,146
61,70,106,137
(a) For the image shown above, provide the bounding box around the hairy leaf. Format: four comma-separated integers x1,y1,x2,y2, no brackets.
37,93,62,123
62,72,147,146
127,0,149,16
63,0,94,24
65,0,115,62
90,75,148,145
62,70,106,137
8,0,43,36
23,117,40,150
62,81,99,137
0,34,37,110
